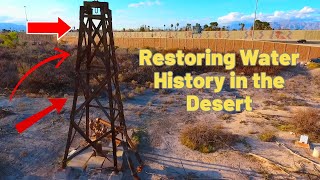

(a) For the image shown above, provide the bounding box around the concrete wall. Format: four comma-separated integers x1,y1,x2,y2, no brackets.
114,38,320,62
16,30,320,43
16,32,320,62
112,30,320,41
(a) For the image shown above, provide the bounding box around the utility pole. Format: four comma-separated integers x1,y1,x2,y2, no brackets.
24,6,28,22
252,0,258,40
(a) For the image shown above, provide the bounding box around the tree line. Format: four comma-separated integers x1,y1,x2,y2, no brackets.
121,19,273,32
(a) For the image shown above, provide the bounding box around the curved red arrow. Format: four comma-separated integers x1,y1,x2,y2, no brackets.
9,48,70,101
16,98,67,133
27,17,71,40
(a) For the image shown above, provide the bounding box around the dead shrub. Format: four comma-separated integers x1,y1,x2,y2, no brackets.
0,43,75,93
0,60,19,88
218,113,232,120
180,124,240,153
314,74,320,86
232,53,287,76
263,100,277,106
292,108,320,141
23,60,74,93
0,45,291,94
273,93,309,106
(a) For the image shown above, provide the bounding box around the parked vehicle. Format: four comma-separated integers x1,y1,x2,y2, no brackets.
297,39,307,43
310,57,320,63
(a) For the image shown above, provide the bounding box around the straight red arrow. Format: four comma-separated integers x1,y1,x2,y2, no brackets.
16,98,67,133
27,17,71,40
9,48,70,101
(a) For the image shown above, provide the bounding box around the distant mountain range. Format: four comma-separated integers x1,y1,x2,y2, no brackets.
225,21,320,30
0,23,26,31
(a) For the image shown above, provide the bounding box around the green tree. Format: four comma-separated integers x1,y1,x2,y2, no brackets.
203,24,212,31
176,23,179,31
1,29,11,33
253,20,272,30
210,22,219,30
0,32,18,48
186,23,192,31
139,26,146,32
171,24,174,30
193,23,202,33
239,23,245,31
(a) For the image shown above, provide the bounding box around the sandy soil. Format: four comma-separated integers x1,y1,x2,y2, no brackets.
1,67,320,180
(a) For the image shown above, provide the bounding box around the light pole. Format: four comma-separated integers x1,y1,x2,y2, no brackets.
24,6,28,22
252,0,258,40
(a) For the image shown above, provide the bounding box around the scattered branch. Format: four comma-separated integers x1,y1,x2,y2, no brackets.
277,141,320,168
248,152,293,175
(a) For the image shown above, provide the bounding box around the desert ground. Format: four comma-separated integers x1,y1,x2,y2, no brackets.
1,45,320,180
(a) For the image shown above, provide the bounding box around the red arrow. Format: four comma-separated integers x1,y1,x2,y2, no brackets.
16,98,67,133
9,48,70,101
27,17,71,40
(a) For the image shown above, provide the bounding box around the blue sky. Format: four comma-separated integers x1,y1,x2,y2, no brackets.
0,0,319,30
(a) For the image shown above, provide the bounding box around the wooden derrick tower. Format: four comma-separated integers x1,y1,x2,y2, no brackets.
62,1,142,178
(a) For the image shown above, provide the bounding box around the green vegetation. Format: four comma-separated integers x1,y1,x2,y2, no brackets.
253,20,272,30
134,86,146,94
277,124,295,131
131,129,148,146
307,62,320,69
0,32,18,48
124,19,272,32
258,131,276,142
239,23,245,31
